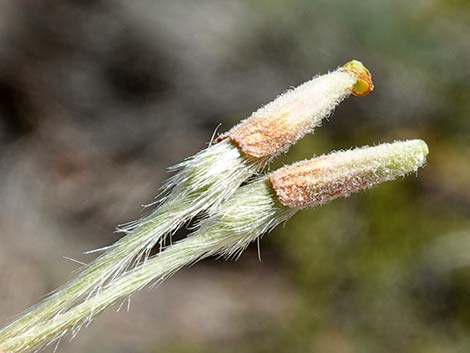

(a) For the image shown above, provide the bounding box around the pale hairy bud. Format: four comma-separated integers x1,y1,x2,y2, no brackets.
0,140,428,353
270,140,428,208
222,60,373,158
0,61,363,345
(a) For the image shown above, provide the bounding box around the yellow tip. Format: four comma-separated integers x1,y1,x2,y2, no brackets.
341,60,374,97
415,139,429,157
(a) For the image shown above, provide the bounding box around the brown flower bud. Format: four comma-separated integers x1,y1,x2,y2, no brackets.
222,60,373,158
269,140,428,209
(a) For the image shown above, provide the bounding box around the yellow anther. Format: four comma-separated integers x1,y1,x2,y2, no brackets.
341,60,374,96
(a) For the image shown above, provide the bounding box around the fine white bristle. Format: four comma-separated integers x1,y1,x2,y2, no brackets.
0,61,373,352
0,140,428,353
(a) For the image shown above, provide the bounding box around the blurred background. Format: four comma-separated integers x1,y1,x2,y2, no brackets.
0,1,469,352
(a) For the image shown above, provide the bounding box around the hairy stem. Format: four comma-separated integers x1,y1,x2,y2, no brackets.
0,60,373,346
0,139,428,353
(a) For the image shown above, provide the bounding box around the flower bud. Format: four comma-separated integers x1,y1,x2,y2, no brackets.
221,60,373,158
269,140,428,209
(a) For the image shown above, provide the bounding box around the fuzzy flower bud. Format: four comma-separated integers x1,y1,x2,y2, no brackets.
0,61,366,346
270,140,428,208
223,60,373,158
0,140,429,353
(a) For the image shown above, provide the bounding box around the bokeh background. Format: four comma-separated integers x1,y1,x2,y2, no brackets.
1,1,469,352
